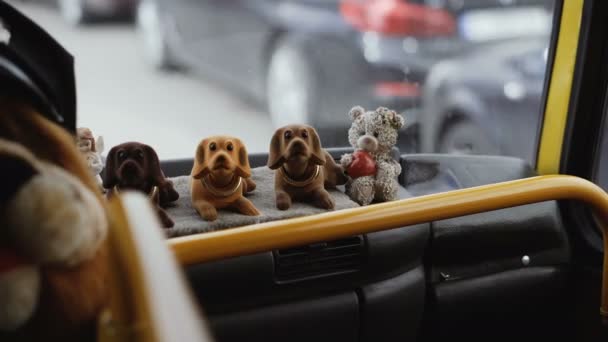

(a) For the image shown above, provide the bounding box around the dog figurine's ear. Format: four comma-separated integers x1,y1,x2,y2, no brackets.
192,140,211,179
309,127,326,166
267,128,286,170
102,146,118,189
235,139,252,178
143,144,178,204
143,144,164,185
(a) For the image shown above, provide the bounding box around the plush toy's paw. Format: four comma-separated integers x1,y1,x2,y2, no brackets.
194,201,218,221
234,197,261,216
340,154,353,170
276,191,292,211
314,189,335,210
6,165,107,267
376,160,400,179
0,263,40,331
374,179,399,202
347,176,375,206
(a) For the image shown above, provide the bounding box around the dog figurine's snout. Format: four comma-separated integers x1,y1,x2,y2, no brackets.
212,153,228,167
288,139,307,154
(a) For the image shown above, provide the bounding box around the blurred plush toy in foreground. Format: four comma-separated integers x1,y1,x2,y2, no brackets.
77,127,105,191
0,103,109,341
341,106,405,205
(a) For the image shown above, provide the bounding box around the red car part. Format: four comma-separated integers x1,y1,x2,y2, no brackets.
340,0,456,37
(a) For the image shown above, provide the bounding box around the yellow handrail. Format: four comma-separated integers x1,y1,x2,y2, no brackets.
99,193,213,342
169,175,608,321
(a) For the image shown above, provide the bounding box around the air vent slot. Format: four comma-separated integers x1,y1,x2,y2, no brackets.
273,236,366,283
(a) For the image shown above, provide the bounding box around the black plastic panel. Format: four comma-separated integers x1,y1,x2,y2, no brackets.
401,154,570,281
209,292,359,342
186,223,429,315
360,266,426,342
427,267,571,340
400,154,573,341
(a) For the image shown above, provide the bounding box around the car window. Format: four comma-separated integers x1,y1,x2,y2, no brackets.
11,0,557,163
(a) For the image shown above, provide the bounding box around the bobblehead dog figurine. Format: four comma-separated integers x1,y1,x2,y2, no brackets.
76,127,105,192
191,136,260,221
103,142,179,228
341,106,404,205
267,125,348,210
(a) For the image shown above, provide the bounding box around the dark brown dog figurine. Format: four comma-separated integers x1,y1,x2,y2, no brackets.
268,125,348,210
191,136,260,221
103,142,179,227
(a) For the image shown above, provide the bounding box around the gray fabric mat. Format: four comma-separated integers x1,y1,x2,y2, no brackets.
165,167,360,238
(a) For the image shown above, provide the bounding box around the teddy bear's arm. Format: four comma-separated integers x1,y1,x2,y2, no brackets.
392,159,402,176
376,159,401,178
340,153,353,169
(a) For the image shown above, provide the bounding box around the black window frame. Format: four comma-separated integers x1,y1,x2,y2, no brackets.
559,0,608,264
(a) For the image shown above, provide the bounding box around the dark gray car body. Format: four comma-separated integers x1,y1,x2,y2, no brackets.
419,35,549,162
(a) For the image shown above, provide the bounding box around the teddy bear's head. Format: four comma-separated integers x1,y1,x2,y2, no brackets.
347,106,405,154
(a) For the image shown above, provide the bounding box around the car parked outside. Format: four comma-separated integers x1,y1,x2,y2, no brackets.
135,0,554,149
418,35,549,163
57,0,138,25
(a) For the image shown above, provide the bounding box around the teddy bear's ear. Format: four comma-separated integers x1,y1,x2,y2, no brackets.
349,106,365,121
387,110,405,129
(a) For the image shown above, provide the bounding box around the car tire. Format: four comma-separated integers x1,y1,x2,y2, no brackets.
58,0,91,26
266,36,367,132
266,37,318,128
136,1,179,71
438,120,500,155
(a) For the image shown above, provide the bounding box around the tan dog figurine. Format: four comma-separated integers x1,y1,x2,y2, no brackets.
267,125,348,210
191,136,260,221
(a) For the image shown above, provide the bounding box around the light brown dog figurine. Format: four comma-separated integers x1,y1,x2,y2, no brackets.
191,136,260,221
268,125,348,210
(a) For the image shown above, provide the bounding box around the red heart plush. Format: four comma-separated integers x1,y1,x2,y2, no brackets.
347,150,377,178
0,248,26,274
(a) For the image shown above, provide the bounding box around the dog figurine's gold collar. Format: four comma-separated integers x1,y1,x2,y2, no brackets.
113,185,159,202
279,164,321,187
201,175,243,197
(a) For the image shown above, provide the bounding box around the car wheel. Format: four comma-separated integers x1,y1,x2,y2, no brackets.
58,0,90,26
136,1,178,70
439,120,500,155
266,37,318,128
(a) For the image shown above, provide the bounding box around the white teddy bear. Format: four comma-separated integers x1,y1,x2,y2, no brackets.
340,106,404,205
